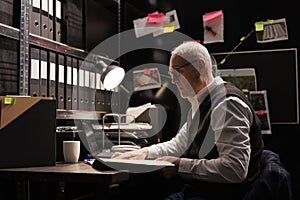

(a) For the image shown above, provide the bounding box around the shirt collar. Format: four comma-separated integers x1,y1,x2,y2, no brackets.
189,76,225,114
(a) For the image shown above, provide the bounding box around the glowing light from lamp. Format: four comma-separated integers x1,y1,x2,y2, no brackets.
101,65,125,90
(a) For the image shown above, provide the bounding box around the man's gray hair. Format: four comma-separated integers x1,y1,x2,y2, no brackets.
171,42,213,82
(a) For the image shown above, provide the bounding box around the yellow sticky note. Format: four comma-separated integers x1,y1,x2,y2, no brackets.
163,24,175,33
267,19,274,24
4,97,16,104
220,58,226,65
255,21,264,31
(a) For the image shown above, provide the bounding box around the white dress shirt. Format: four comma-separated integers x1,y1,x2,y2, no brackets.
146,76,253,183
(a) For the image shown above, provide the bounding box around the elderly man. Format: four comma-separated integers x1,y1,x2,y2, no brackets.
113,42,264,200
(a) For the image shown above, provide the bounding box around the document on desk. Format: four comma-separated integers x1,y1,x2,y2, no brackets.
98,158,174,172
126,102,156,123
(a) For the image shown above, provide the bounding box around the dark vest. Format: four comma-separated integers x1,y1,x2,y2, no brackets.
182,82,264,199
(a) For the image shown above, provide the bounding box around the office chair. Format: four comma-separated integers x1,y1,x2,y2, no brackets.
243,149,293,200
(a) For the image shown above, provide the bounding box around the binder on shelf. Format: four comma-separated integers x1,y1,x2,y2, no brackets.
88,62,96,111
66,56,72,110
0,0,14,26
105,90,112,113
78,60,85,110
72,58,78,110
0,37,18,96
41,0,49,38
49,51,56,101
55,0,62,42
57,54,65,109
63,0,83,48
95,89,106,112
48,0,54,40
29,0,41,36
30,47,40,97
83,62,90,110
94,72,103,111
40,50,48,97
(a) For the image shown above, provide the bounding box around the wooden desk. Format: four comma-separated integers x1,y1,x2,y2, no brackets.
0,162,129,200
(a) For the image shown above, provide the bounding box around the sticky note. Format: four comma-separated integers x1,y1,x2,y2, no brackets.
203,10,223,22
147,12,164,24
4,97,16,104
163,24,175,33
144,68,150,75
255,21,264,31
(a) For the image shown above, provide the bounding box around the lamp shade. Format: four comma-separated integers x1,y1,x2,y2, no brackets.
101,65,125,90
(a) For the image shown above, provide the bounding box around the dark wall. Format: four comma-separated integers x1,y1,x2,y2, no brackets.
120,0,300,198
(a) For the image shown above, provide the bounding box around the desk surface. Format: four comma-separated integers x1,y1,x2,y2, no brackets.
0,162,129,185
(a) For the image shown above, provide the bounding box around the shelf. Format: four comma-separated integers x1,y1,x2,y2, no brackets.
56,109,106,120
0,23,116,62
29,33,88,60
0,23,19,40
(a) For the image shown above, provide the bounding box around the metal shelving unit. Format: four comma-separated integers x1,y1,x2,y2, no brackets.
1,0,120,97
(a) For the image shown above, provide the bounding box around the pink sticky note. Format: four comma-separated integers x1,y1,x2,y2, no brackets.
144,68,150,75
183,40,201,43
147,12,165,24
203,10,223,22
257,110,265,115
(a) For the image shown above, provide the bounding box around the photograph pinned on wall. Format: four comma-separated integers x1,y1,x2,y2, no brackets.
218,68,257,92
133,10,180,38
133,67,161,92
153,10,180,37
203,10,224,44
255,18,288,43
249,90,272,134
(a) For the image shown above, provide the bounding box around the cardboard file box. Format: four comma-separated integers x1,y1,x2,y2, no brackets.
0,96,56,168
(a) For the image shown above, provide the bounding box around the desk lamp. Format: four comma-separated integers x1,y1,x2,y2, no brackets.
95,60,125,90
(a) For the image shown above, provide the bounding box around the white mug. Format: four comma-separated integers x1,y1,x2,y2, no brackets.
63,141,80,163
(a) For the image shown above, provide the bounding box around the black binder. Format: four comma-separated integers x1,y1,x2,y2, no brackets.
0,37,18,96
105,90,112,113
0,0,14,26
29,47,40,97
89,62,96,111
71,58,78,110
57,54,65,109
48,0,54,40
55,0,62,42
29,0,41,36
63,0,83,48
49,51,56,100
41,0,49,38
40,49,48,97
95,89,105,112
83,62,90,110
78,60,85,110
65,56,72,110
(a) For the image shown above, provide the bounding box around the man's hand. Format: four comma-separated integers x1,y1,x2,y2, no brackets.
156,156,180,179
111,148,149,160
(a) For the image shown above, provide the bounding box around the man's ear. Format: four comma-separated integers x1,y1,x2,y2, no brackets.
198,58,206,70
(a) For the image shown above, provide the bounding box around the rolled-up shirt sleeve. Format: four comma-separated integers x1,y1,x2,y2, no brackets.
146,122,190,159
